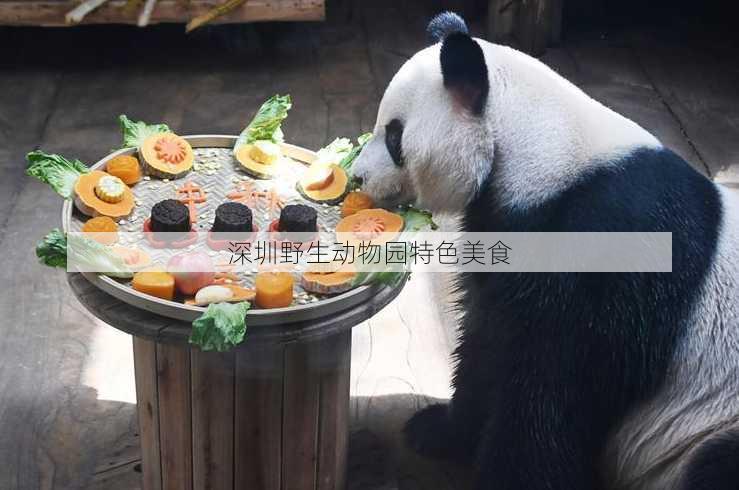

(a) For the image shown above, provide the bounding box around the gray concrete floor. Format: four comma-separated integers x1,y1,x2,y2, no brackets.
0,2,738,489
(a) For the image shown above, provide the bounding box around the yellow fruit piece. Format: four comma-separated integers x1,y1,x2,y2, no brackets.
106,155,142,185
94,175,126,203
340,191,374,217
296,165,349,204
132,269,176,301
303,165,335,191
249,140,281,165
255,272,294,309
82,216,119,245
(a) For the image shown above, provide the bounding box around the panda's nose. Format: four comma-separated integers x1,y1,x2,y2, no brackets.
354,176,364,186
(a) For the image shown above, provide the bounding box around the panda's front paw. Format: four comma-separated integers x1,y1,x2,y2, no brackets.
404,403,465,461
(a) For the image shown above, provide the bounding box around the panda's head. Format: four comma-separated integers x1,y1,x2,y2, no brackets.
352,12,494,214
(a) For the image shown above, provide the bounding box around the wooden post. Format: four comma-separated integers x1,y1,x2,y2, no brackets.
487,0,563,56
133,331,352,490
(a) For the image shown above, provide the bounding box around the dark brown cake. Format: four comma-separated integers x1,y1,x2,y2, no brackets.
278,204,317,232
212,202,253,233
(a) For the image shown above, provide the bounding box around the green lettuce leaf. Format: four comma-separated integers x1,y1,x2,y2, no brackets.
36,228,68,268
190,302,250,351
26,151,89,199
338,132,372,173
399,206,438,232
234,95,292,151
36,229,133,278
315,137,354,166
119,114,170,149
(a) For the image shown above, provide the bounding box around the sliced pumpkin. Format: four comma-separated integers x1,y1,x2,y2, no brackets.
106,155,142,185
82,216,119,245
255,272,294,309
132,268,176,301
341,191,374,217
301,263,356,295
296,165,349,205
335,209,404,245
234,143,283,179
140,132,194,179
73,170,135,219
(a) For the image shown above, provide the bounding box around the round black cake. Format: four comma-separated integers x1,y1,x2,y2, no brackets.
212,202,253,233
150,199,190,234
279,204,317,232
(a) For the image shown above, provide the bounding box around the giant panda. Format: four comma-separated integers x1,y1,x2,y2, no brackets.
351,12,739,490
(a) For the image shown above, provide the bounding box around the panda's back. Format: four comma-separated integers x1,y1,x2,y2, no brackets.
604,185,739,490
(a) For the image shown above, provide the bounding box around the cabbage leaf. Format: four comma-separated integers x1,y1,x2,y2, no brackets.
190,302,250,351
338,132,372,173
234,94,292,151
36,228,68,268
36,229,133,278
26,151,89,199
119,114,170,149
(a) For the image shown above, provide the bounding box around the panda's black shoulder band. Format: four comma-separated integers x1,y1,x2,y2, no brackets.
427,11,469,43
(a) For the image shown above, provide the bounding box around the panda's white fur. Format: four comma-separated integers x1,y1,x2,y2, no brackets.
353,40,661,212
353,15,739,490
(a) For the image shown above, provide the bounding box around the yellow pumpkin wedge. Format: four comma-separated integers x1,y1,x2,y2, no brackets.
341,191,374,217
106,155,142,185
296,165,349,205
132,269,176,301
73,170,135,219
301,263,356,295
255,272,294,309
335,209,404,244
140,132,194,179
234,142,283,179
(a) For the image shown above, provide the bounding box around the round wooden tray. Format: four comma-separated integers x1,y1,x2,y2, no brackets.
62,135,380,326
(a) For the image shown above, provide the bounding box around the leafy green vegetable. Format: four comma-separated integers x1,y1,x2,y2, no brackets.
26,151,89,199
315,137,354,165
119,114,170,149
338,132,372,173
234,94,292,151
399,207,438,232
190,302,250,351
36,228,68,268
35,229,133,278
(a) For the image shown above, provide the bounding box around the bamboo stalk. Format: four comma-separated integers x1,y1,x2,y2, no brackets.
65,0,112,24
185,0,247,33
137,0,158,26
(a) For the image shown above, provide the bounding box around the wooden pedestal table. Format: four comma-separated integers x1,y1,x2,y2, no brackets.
68,272,405,490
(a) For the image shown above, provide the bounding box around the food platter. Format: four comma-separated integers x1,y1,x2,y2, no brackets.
61,135,379,325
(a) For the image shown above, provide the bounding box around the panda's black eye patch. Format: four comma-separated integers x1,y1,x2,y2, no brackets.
385,119,404,167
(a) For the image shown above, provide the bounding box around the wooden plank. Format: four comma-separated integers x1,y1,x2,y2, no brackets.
0,0,324,26
191,349,235,490
156,344,192,490
516,0,549,56
282,341,322,490
316,331,352,490
133,338,162,490
234,343,284,490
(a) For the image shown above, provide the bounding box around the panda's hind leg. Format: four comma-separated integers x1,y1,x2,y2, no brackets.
680,428,739,490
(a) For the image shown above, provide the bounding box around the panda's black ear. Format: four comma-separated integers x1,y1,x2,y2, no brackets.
427,11,468,42
440,32,489,115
